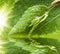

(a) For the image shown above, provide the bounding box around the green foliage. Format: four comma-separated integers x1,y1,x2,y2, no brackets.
9,5,48,34
0,0,60,54
2,39,58,54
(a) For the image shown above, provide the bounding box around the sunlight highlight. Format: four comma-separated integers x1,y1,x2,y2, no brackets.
0,3,12,35
0,10,6,28
0,4,8,29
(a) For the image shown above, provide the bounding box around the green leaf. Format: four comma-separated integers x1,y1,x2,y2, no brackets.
0,0,60,54
1,39,58,54
9,5,48,34
1,0,52,36
0,39,30,54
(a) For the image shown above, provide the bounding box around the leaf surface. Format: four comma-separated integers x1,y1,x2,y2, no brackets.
0,0,60,54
